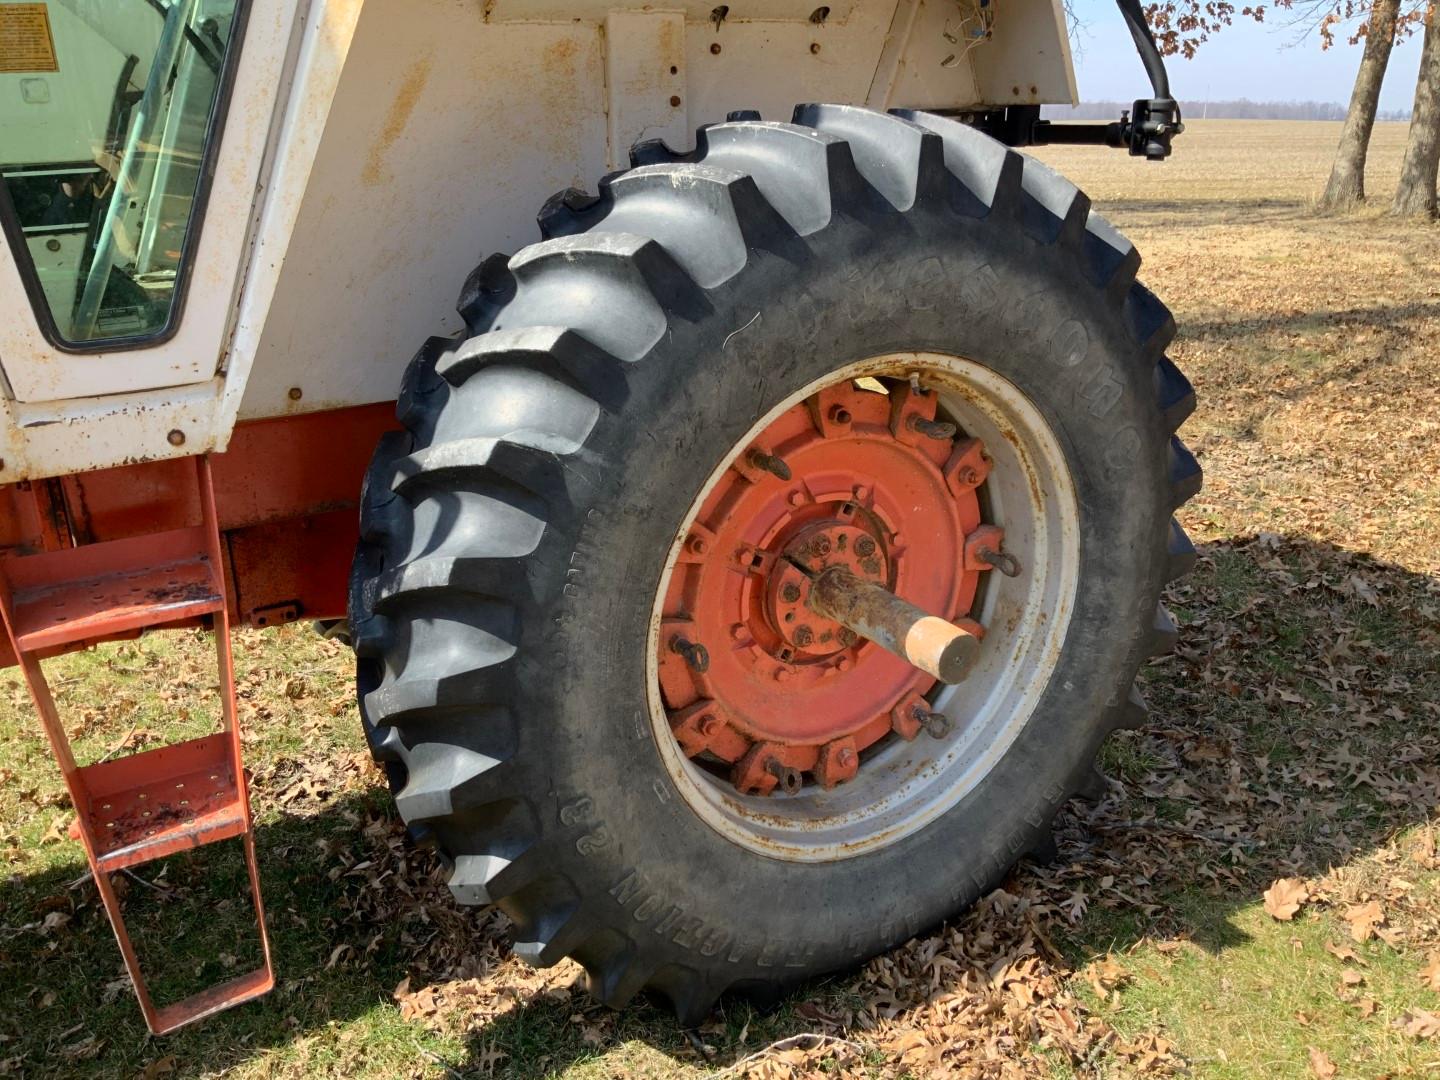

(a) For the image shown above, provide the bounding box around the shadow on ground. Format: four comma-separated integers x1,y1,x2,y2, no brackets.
2,533,1436,1078
1179,300,1440,345
1090,197,1318,226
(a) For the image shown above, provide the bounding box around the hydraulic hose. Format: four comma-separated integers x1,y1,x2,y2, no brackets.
1114,0,1172,101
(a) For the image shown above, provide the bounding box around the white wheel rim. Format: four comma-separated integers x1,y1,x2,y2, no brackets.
645,353,1081,862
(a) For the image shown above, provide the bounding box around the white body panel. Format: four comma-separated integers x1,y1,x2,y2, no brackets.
0,0,1075,481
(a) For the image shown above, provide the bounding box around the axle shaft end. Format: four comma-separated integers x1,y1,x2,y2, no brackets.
903,616,980,684
805,568,981,685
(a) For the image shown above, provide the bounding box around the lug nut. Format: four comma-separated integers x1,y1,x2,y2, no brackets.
748,449,792,481
699,713,722,737
854,536,876,557
689,535,709,555
838,747,857,767
781,582,802,603
908,414,958,440
766,759,804,795
670,636,710,673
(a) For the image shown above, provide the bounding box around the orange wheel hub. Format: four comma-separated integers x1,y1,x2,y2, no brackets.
657,378,999,795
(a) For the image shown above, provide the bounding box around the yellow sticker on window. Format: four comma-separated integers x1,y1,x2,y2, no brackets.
0,4,58,74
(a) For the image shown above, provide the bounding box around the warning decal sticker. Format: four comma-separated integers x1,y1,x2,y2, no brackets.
0,5,58,74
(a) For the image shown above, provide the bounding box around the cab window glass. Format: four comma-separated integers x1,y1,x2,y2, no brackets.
0,0,240,346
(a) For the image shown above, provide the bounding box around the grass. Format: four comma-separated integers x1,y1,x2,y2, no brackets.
1080,890,1437,1077
2,120,1440,1077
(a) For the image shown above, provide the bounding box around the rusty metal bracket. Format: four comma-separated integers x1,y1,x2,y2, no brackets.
249,601,301,628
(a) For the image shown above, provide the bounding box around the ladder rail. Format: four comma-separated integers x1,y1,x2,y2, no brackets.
0,454,274,1035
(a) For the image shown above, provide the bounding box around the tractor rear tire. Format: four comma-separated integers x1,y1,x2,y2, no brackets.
349,105,1200,1024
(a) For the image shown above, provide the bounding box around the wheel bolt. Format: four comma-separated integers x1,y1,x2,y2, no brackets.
793,625,814,647
688,536,709,555
788,491,806,507
748,449,792,481
699,713,722,737
978,547,1021,578
766,759,803,795
781,582,802,603
670,636,710,673
908,414,958,440
838,747,856,767
855,536,876,557
731,623,747,640
959,467,980,487
919,709,953,739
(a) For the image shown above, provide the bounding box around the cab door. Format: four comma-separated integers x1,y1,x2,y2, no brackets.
0,0,296,404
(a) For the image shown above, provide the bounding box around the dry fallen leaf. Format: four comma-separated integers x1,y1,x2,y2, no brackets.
39,815,70,845
1420,953,1440,992
1264,878,1309,921
59,1035,103,1063
1308,1046,1337,1079
1396,1009,1440,1040
1413,829,1437,869
1344,900,1385,943
1343,573,1379,606
1086,955,1129,997
1324,941,1364,965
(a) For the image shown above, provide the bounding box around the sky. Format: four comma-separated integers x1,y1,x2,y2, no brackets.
1068,0,1424,112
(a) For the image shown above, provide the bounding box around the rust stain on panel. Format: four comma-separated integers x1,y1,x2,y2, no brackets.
543,37,579,75
361,56,434,186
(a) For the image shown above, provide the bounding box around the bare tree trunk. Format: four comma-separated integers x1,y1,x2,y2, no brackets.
1320,0,1402,210
1394,3,1440,217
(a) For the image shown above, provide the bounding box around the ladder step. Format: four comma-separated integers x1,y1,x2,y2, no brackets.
76,733,246,872
150,966,275,1036
4,527,222,652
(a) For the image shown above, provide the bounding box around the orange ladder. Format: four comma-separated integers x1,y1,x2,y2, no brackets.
0,456,272,1034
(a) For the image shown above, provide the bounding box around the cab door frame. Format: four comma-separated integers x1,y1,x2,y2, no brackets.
0,0,367,484
0,0,308,478
0,0,295,403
